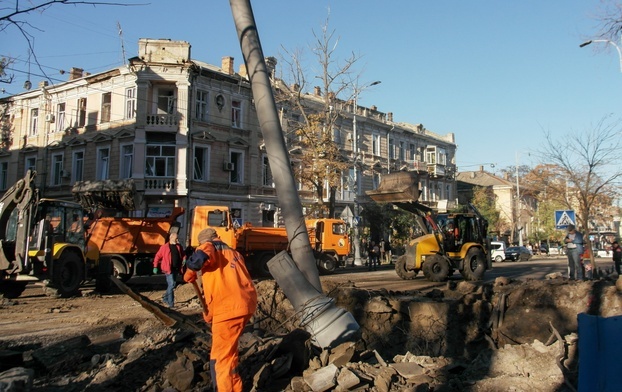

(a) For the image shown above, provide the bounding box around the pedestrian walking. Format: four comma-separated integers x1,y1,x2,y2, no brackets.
379,239,386,265
184,228,257,392
564,224,584,280
153,232,185,308
612,241,622,275
368,240,380,271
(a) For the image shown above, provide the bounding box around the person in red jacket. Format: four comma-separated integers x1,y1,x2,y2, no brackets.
153,232,185,308
184,228,257,392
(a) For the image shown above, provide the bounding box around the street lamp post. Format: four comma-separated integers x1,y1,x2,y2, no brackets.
352,80,381,266
580,38,622,73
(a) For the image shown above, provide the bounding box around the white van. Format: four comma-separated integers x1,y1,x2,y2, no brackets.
490,241,507,262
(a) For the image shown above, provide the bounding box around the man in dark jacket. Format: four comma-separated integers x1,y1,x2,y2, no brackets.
612,241,622,275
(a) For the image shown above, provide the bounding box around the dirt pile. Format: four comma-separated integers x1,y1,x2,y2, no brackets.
1,275,621,391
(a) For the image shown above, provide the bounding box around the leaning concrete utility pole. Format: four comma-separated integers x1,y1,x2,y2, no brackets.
228,0,359,347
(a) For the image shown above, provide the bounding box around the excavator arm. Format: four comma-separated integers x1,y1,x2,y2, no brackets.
0,170,39,275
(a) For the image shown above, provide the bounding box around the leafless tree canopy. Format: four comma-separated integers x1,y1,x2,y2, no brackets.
0,1,146,85
539,116,622,230
276,11,367,217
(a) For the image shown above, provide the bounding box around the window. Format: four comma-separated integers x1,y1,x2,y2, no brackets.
196,90,208,121
146,145,176,177
388,140,394,159
372,134,381,156
51,153,63,186
121,144,133,179
193,145,209,181
399,141,405,161
77,98,87,127
426,146,446,165
101,92,111,123
30,108,38,136
229,150,244,184
56,103,65,133
125,87,136,119
72,151,84,182
426,146,436,164
97,147,110,180
332,128,341,144
0,162,7,190
262,155,273,187
409,143,416,160
25,156,36,174
157,88,175,115
231,100,241,128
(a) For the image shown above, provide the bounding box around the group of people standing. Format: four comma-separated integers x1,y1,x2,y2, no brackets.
564,224,622,280
367,239,392,270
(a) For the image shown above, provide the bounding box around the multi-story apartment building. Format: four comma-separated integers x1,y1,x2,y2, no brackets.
0,39,457,242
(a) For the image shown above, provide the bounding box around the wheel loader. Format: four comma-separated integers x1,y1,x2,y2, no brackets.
366,171,491,282
0,170,111,298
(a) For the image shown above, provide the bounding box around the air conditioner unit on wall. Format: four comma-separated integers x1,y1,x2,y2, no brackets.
223,162,235,171
45,114,55,123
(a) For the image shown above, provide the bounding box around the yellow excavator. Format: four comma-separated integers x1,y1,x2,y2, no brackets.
367,171,492,282
0,170,111,298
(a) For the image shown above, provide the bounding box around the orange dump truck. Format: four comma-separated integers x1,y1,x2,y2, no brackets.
87,208,184,281
188,206,349,276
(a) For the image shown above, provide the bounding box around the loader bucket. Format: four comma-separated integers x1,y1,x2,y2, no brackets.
366,171,420,203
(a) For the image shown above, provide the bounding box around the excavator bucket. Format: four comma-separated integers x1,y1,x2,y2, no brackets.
72,179,138,211
366,171,420,203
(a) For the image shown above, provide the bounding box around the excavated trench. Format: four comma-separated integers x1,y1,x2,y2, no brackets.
2,275,621,391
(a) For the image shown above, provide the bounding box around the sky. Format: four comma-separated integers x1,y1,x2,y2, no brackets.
1,0,621,173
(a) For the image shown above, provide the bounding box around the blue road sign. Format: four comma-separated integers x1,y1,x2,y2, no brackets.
555,210,576,229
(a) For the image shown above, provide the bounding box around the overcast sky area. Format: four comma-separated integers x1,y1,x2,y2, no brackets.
1,1,620,173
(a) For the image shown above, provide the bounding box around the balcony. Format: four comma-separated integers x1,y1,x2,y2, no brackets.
401,160,428,172
427,164,446,177
146,114,179,127
144,177,176,191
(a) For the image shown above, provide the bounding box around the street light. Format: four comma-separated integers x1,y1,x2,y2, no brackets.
580,39,622,73
352,80,381,266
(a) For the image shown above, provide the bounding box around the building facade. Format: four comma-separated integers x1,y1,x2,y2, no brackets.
0,39,457,243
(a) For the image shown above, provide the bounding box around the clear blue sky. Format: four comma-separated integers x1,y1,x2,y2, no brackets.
2,1,620,173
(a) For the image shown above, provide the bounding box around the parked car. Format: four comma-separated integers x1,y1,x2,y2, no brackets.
505,246,532,262
490,241,507,262
539,243,549,255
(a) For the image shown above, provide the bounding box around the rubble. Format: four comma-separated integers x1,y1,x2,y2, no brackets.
1,275,621,391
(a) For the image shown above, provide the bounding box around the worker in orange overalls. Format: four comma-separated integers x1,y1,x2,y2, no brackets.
184,228,257,392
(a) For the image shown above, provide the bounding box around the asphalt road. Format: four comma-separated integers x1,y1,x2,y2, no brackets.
321,255,616,291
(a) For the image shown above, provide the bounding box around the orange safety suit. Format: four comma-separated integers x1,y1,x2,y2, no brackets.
184,239,257,392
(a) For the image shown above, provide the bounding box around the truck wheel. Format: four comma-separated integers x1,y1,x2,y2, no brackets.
422,254,450,282
95,258,112,293
52,252,84,297
395,255,418,280
256,253,273,278
461,248,486,281
111,258,131,283
316,252,337,275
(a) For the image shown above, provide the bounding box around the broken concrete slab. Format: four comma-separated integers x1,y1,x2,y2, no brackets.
304,363,338,392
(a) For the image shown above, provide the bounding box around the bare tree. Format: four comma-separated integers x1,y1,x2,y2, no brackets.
591,1,622,40
0,1,145,84
275,12,364,217
540,116,622,232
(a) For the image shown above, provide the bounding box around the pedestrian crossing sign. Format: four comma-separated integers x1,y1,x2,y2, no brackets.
555,210,576,229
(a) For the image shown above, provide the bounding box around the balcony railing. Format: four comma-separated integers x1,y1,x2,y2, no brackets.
144,178,176,191
146,114,179,126
401,160,428,172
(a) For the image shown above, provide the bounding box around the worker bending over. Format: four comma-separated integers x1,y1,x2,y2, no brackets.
184,228,257,392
